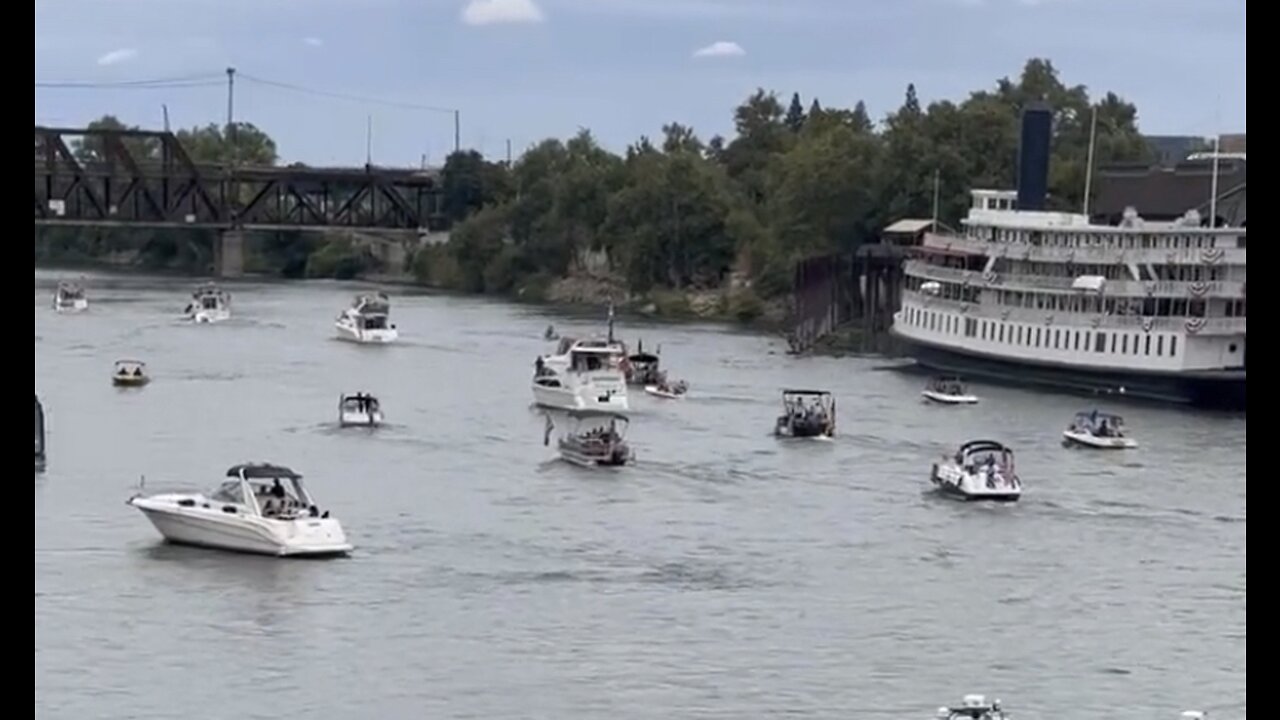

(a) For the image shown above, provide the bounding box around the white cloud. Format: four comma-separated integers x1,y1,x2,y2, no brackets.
692,41,745,59
96,48,138,66
461,0,544,25
303,36,323,46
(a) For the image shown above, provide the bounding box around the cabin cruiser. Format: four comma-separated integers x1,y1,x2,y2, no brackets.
922,375,979,404
545,410,633,467
335,292,398,344
52,280,88,313
931,440,1022,502
625,341,663,386
126,462,352,557
774,389,836,439
644,377,689,400
112,360,150,387
933,694,1008,719
1063,410,1138,449
35,395,46,472
184,283,231,324
339,392,383,427
533,337,629,411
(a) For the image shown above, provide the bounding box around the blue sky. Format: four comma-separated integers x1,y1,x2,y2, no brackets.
35,0,1246,167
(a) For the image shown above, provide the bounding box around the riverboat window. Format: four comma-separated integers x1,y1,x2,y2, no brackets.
1031,328,1039,346
1189,300,1206,318
1110,333,1117,353
1016,326,1023,345
965,318,977,337
1095,332,1106,353
1053,329,1060,349
1237,236,1246,249
1121,334,1128,354
1170,336,1178,356
1157,336,1164,355
998,324,1005,343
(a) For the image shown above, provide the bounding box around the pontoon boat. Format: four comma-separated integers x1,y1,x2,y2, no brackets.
112,360,150,387
339,393,383,427
930,440,1022,502
1063,410,1138,449
933,694,1008,719
126,462,352,557
774,389,835,439
335,292,398,344
546,410,633,467
35,395,46,472
184,283,231,324
52,280,88,313
922,375,978,404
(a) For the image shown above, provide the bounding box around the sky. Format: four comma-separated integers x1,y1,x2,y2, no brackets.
34,0,1246,167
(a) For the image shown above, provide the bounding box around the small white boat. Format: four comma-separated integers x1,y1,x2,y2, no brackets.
774,389,835,439
338,393,383,427
930,440,1022,502
644,379,688,400
922,375,978,404
127,462,352,557
52,280,88,313
112,359,150,387
546,410,633,468
1063,410,1138,449
335,293,398,344
933,694,1008,719
35,395,46,472
184,283,231,324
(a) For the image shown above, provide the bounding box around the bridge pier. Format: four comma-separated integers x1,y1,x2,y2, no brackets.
215,229,245,278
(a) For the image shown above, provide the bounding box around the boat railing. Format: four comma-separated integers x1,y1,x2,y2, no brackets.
905,261,1245,299
924,234,1245,266
903,291,1247,334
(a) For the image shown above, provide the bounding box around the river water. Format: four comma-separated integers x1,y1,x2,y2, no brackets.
34,270,1245,720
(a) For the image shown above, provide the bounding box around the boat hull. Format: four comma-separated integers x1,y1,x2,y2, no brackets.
643,386,684,400
130,502,352,557
339,410,383,427
53,298,88,313
335,321,398,344
897,336,1245,410
532,383,629,412
930,464,1021,502
921,390,979,405
113,376,150,387
1062,430,1138,449
189,309,230,324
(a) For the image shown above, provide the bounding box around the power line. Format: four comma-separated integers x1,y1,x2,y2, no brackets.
35,73,225,89
236,72,457,114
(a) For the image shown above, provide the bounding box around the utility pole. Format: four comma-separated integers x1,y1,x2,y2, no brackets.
225,67,237,164
453,110,461,154
506,138,512,166
366,115,373,168
162,104,170,133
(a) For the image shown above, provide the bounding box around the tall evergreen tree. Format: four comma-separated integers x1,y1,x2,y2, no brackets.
785,92,806,133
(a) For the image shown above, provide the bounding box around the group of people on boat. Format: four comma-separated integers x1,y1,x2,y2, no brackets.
1077,410,1123,437
255,479,322,519
960,453,1020,490
346,392,379,414
787,398,830,427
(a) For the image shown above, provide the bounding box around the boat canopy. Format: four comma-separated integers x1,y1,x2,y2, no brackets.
783,389,831,397
958,440,1010,455
226,463,302,480
56,281,85,296
114,359,147,370
340,393,380,409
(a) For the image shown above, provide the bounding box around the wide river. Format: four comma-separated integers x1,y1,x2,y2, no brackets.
35,270,1245,720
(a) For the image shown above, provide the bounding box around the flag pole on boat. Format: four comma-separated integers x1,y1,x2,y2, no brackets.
1082,105,1098,216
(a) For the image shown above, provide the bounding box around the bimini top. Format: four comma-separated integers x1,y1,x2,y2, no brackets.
114,359,147,370
226,463,302,480
56,280,85,296
1074,410,1123,422
958,440,1012,456
783,389,832,397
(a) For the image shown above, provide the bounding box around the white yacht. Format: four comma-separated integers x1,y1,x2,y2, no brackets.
1063,409,1138,449
335,293,398,344
184,283,231,324
52,280,88,313
127,463,352,557
933,694,1008,719
930,440,1022,502
891,111,1244,410
338,393,383,427
533,337,629,411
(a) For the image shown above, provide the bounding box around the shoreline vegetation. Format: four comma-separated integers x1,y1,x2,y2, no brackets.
36,59,1160,333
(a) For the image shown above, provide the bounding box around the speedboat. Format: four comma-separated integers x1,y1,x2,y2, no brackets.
545,410,633,468
184,283,231,324
338,393,383,427
1063,410,1138,449
624,340,663,386
922,375,978,404
644,378,688,400
112,359,150,387
52,280,88,313
933,694,1008,719
335,292,398,344
35,395,46,472
930,440,1022,502
126,462,352,557
774,389,836,439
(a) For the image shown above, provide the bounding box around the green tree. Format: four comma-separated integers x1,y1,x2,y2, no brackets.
441,149,512,223
785,92,806,133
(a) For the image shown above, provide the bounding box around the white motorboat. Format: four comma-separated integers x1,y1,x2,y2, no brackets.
774,389,836,439
335,292,398,344
933,694,1008,719
127,462,352,557
184,283,231,324
644,379,688,400
339,393,383,427
112,359,150,387
922,375,979,404
533,337,629,412
52,280,88,313
1063,410,1138,449
35,395,46,472
545,410,633,468
930,440,1023,502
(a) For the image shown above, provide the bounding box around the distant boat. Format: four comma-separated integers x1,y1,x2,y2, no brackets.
184,283,231,324
1062,409,1138,449
774,389,835,439
644,379,688,400
35,395,46,472
112,359,150,387
933,694,1009,719
921,375,978,405
930,440,1022,502
338,393,383,427
52,279,88,313
335,293,398,344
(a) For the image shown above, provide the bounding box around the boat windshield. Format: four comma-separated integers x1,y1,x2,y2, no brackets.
210,480,246,504
1072,411,1124,436
361,314,389,330
570,351,620,372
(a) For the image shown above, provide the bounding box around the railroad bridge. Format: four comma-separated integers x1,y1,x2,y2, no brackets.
35,126,447,276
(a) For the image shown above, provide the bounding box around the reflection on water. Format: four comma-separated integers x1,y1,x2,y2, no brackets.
35,270,1245,720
